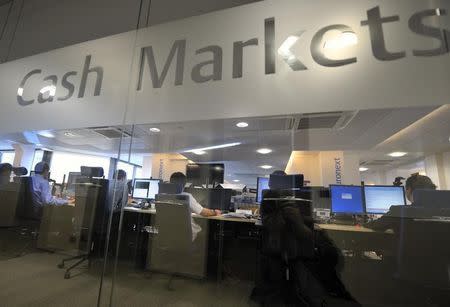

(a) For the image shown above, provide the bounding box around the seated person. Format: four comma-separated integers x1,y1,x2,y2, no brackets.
169,172,221,241
366,174,436,232
32,162,73,206
108,169,128,212
0,163,13,187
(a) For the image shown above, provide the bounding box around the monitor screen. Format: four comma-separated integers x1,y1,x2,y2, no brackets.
132,179,160,199
330,185,364,214
364,185,405,214
186,163,224,186
256,177,270,203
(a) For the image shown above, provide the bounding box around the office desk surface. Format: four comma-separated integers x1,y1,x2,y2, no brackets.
317,224,381,233
123,207,393,232
123,207,258,223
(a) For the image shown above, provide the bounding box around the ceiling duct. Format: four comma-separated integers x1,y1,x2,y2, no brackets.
91,127,132,139
296,111,358,130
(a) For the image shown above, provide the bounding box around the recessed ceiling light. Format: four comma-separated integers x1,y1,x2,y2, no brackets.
257,148,272,155
260,165,273,170
192,150,206,155
233,179,240,183
359,167,369,172
388,152,407,158
149,127,161,133
236,122,249,128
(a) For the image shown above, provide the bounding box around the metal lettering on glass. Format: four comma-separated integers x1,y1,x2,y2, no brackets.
17,55,103,106
311,25,358,67
17,6,450,105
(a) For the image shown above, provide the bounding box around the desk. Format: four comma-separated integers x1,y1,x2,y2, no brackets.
123,207,258,223
122,207,394,279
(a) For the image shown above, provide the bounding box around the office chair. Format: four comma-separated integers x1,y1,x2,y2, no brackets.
57,167,108,279
394,205,450,294
150,197,195,290
253,193,323,306
0,182,21,227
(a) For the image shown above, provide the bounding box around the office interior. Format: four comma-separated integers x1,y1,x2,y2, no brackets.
1,104,450,306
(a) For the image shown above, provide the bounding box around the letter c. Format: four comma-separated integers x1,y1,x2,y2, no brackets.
17,69,42,106
311,25,357,67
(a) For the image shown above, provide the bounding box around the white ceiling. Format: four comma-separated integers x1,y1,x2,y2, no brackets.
2,105,449,187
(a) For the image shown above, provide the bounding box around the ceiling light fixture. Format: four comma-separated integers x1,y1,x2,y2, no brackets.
359,167,369,172
185,142,241,153
388,152,407,158
192,150,206,155
236,122,249,128
257,148,272,155
260,165,273,170
149,127,161,133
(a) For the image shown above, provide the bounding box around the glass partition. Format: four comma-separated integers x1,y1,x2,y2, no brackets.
0,0,450,306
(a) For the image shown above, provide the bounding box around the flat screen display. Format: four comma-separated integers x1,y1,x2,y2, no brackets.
132,179,160,199
364,185,405,214
330,185,364,214
256,177,270,203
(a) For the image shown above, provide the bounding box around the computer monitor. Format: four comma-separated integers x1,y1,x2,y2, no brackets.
186,163,225,186
159,182,183,194
330,185,364,214
256,177,270,203
67,172,84,191
297,187,331,210
269,174,304,190
132,179,160,200
184,187,232,210
413,189,450,209
364,185,406,214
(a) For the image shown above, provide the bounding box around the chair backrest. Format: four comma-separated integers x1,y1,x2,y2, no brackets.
396,216,450,287
0,182,21,226
74,178,109,254
15,176,42,221
154,198,192,253
260,193,314,260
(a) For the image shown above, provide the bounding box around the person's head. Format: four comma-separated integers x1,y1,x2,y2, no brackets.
115,169,127,181
268,170,286,189
405,173,436,203
34,162,50,177
169,172,187,188
271,170,287,176
0,163,13,182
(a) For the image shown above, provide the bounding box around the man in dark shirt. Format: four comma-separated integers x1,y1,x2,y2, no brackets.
366,174,436,232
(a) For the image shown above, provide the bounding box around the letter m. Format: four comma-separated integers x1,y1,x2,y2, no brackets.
137,39,186,89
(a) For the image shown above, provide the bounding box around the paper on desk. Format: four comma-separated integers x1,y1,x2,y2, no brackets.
222,212,248,219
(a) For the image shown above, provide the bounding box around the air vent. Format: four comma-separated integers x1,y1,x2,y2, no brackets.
296,111,358,130
91,127,132,139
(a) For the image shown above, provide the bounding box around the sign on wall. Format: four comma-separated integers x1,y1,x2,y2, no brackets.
1,0,450,133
